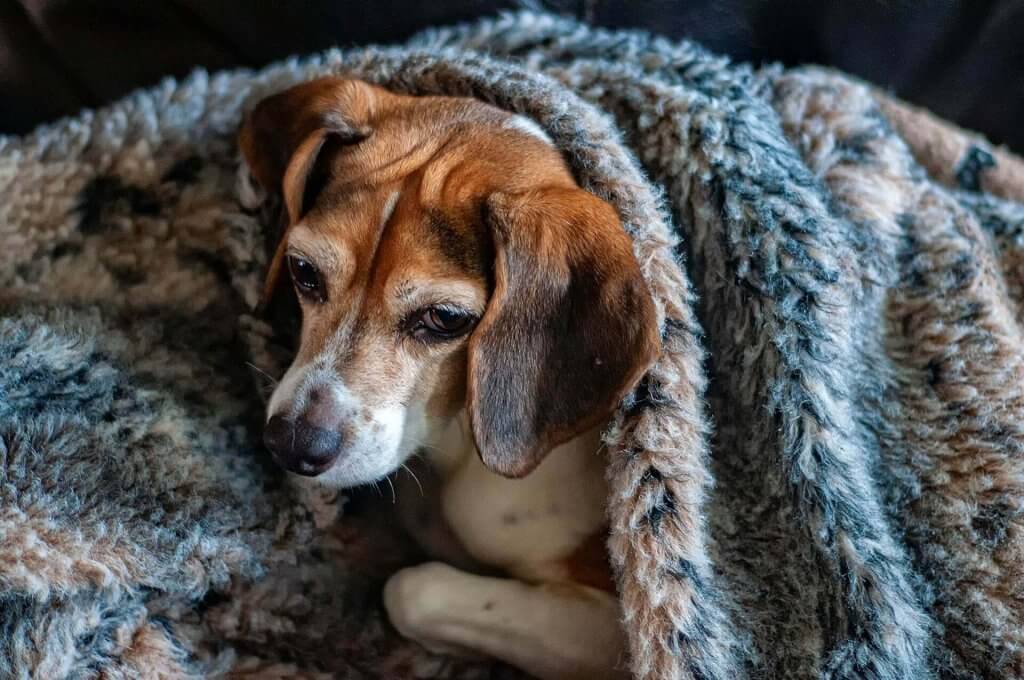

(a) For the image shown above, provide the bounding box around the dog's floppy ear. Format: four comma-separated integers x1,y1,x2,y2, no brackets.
238,77,374,308
467,187,661,478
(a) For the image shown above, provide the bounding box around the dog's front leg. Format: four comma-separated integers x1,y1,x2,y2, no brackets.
383,562,629,680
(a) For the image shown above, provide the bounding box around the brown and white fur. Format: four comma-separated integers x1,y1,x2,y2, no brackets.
239,77,660,680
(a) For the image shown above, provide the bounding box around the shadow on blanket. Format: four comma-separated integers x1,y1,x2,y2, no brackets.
3,11,1024,680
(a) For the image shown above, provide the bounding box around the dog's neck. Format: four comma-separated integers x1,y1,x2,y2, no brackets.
416,409,604,483
418,410,483,480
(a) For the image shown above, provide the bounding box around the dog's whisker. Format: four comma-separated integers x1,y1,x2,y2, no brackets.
401,463,425,497
400,436,447,457
245,361,280,386
385,475,397,504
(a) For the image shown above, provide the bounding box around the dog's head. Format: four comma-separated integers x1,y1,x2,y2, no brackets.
240,77,659,486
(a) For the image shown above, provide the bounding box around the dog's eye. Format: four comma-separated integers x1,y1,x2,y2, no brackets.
287,255,325,302
414,306,475,339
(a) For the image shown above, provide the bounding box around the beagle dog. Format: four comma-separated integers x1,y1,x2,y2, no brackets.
239,77,660,680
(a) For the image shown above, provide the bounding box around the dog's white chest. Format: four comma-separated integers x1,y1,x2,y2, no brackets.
437,429,608,580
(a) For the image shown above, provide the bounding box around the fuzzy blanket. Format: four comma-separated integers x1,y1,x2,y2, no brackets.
3,12,1024,680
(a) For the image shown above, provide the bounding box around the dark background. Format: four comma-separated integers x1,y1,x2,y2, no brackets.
1,0,1022,152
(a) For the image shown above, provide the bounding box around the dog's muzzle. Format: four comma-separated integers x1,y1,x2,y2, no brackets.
263,415,342,476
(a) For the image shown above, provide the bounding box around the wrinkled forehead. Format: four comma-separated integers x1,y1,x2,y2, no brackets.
287,183,489,303
281,98,568,302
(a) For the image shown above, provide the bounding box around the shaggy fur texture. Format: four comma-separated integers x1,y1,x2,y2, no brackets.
3,11,1024,679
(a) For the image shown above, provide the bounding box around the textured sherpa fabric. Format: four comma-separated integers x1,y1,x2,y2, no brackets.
3,11,1024,680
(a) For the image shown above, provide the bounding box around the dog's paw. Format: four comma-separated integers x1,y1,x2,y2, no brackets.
383,561,457,637
383,562,483,659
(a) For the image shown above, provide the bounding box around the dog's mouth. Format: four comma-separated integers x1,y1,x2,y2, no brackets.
271,452,337,477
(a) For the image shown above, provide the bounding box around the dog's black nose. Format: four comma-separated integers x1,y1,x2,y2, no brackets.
263,415,342,476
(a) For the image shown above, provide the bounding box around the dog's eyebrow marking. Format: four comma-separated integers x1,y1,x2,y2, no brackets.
390,278,487,315
505,115,553,145
394,281,417,303
287,224,336,262
287,223,349,280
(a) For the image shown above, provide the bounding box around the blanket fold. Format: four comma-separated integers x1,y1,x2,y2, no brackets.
2,11,1023,679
